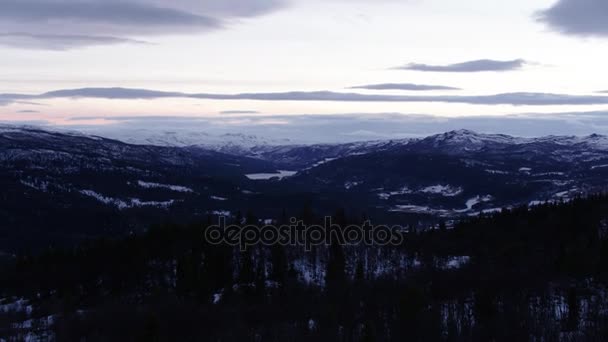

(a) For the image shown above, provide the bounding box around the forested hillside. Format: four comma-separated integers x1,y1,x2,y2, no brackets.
2,195,608,341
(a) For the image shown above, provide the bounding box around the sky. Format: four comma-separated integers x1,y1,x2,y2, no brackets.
1,0,608,141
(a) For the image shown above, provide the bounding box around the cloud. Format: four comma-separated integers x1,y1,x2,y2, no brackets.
537,0,608,37
349,83,460,91
0,33,150,51
394,59,528,72
4,87,608,106
220,110,261,114
0,0,285,49
13,100,46,106
41,88,183,99
16,110,40,113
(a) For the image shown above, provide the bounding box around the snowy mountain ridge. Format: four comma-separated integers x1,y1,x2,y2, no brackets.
4,124,608,156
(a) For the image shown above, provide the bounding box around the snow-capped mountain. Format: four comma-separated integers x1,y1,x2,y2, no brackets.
405,129,608,158
95,126,608,168
75,125,410,168
74,128,293,150
413,129,525,153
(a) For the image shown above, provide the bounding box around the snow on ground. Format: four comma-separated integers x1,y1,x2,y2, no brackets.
389,195,493,216
308,319,317,331
293,259,325,287
136,180,193,193
481,208,503,214
420,185,463,197
462,195,493,211
130,198,175,208
377,186,413,200
212,291,223,304
80,190,175,209
485,169,510,175
554,191,570,197
378,185,463,199
377,193,391,200
468,207,505,216
535,179,571,186
529,194,577,207
529,200,546,207
389,205,450,216
20,180,50,192
534,172,565,176
0,298,32,314
0,299,55,342
210,196,228,201
444,256,471,270
344,181,362,190
209,210,231,216
13,315,55,329
245,170,297,180
310,157,338,168
80,190,130,209
519,167,532,173
591,164,608,170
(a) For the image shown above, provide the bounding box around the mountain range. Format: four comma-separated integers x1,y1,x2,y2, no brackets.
2,125,608,252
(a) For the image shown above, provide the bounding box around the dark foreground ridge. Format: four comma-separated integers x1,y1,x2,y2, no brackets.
1,195,608,340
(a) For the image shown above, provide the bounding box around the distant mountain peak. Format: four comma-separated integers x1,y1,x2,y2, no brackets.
416,129,523,153
444,129,478,135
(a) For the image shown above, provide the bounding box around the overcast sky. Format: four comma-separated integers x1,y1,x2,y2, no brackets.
1,0,608,139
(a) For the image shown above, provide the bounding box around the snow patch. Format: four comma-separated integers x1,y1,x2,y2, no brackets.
310,157,338,168
80,190,175,209
534,172,565,176
136,180,193,193
378,185,462,199
212,291,223,304
20,179,50,192
390,205,449,216
0,298,32,314
376,186,413,200
485,169,510,175
245,170,297,180
209,210,231,216
293,259,325,287
463,195,493,211
130,198,175,208
308,319,317,331
344,181,362,190
529,200,546,207
80,190,130,209
445,256,471,269
420,185,463,197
